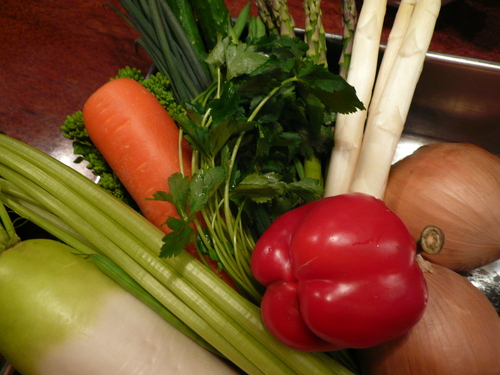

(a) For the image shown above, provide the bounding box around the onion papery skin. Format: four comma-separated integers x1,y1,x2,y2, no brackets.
384,142,500,271
355,262,500,375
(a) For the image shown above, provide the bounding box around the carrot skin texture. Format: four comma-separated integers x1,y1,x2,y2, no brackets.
83,78,236,289
83,78,192,230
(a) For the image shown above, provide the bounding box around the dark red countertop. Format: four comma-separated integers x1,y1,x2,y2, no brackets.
1,0,498,176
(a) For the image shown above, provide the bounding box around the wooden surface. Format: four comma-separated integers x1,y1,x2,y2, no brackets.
1,0,499,176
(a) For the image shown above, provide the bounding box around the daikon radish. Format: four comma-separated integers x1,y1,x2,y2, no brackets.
0,239,239,375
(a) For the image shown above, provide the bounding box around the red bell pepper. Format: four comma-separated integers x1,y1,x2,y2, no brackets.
251,192,427,352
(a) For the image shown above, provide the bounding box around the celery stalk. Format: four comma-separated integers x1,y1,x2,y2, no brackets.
0,162,270,375
0,134,354,375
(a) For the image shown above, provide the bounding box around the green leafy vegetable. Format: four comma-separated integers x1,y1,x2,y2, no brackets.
157,32,364,302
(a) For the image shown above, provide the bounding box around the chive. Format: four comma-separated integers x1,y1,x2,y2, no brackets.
163,0,208,69
116,0,212,102
188,0,231,50
155,0,211,89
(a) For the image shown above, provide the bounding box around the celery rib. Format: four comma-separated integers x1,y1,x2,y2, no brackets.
0,162,274,375
0,134,354,375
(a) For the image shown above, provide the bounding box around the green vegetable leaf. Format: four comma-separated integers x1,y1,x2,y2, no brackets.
207,81,241,126
150,173,190,221
296,64,365,114
196,228,220,265
206,36,230,68
160,218,195,257
255,35,308,61
209,117,254,156
236,74,281,100
232,172,286,203
225,43,268,80
188,166,226,214
287,178,324,203
173,110,210,156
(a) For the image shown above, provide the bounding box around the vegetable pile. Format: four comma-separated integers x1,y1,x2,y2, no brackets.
0,134,351,375
1,0,500,373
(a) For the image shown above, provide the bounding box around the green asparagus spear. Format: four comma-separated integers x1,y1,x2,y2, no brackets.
304,0,328,67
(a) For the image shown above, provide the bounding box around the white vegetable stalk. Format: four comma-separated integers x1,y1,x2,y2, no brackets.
367,0,417,115
324,0,387,197
0,240,239,375
349,0,441,199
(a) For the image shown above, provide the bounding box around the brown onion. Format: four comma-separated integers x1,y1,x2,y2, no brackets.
356,259,500,375
384,142,500,271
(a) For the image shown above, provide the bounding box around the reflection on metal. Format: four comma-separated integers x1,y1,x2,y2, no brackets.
463,260,500,316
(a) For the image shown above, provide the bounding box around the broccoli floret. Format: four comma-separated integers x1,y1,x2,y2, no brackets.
61,111,134,205
142,72,185,117
61,67,183,208
112,66,145,82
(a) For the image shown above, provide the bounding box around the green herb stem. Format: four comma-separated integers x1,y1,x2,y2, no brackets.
0,193,20,251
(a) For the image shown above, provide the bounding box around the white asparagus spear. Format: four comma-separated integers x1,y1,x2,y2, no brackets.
367,0,417,115
324,0,388,197
349,0,441,199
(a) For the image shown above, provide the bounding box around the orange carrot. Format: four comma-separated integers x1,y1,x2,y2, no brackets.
83,78,236,289
83,78,191,228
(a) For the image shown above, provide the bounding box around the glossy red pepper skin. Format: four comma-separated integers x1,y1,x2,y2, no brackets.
251,192,427,352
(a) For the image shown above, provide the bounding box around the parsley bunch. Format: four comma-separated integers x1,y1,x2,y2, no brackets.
156,34,364,302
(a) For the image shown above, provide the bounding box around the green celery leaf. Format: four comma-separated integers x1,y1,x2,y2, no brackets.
206,36,230,68
150,173,190,221
300,88,326,137
287,178,324,203
236,74,281,100
243,201,273,238
207,81,240,125
221,145,243,191
209,117,254,156
174,111,210,156
196,228,220,264
255,35,308,60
